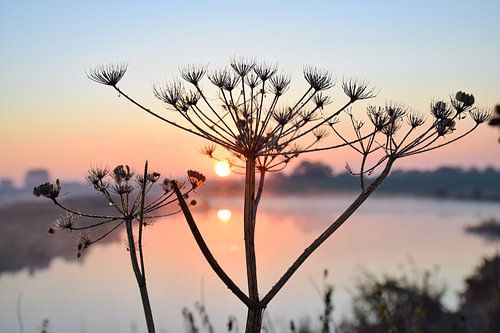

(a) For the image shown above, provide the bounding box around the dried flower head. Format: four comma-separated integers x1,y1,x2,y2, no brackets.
299,109,320,123
161,178,174,192
154,80,185,106
86,167,110,190
455,91,475,107
304,66,334,91
489,105,500,126
312,128,329,141
208,68,230,88
187,170,206,189
182,91,201,106
269,73,291,96
470,108,491,124
200,144,216,157
54,212,78,231
230,56,255,77
33,180,61,199
385,102,407,120
254,62,277,81
245,73,260,88
342,78,377,102
313,93,332,109
367,106,389,130
78,231,92,249
381,120,402,136
112,165,134,182
435,117,456,136
222,73,241,91
407,112,426,128
113,182,134,194
88,63,128,86
431,100,453,120
180,64,207,85
87,167,109,181
272,108,294,126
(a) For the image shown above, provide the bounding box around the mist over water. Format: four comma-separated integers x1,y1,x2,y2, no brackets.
0,194,498,333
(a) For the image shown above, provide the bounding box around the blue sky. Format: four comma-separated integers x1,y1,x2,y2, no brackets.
1,0,499,183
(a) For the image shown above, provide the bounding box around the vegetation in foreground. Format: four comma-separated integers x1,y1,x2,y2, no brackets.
178,254,500,333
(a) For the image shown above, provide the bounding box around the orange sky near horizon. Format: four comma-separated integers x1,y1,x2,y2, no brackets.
1,1,499,186
1,78,498,187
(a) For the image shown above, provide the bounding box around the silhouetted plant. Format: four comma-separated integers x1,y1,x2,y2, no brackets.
336,270,458,333
227,315,239,333
289,318,314,333
289,268,334,333
319,269,334,333
33,162,204,333
182,301,217,333
89,57,489,332
489,104,500,142
39,319,51,333
182,307,200,333
458,254,500,332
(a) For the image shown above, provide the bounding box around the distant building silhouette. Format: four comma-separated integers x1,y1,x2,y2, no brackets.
0,179,15,191
24,169,50,190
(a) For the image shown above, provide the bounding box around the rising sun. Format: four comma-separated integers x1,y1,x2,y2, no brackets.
214,160,232,177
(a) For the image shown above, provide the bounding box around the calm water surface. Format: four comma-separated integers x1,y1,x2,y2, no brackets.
1,195,498,333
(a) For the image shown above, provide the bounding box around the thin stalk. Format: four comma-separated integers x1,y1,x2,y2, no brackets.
402,125,477,157
278,101,353,148
253,170,266,221
254,81,267,138
90,220,123,243
138,161,148,278
51,199,120,219
113,86,208,141
360,132,376,192
66,217,118,231
243,157,263,333
172,182,253,308
125,217,156,333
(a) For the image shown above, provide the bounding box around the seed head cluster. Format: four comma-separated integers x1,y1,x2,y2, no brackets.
34,164,204,257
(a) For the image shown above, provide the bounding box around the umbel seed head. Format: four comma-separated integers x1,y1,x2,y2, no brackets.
187,170,206,189
33,180,61,199
87,63,128,86
455,91,475,107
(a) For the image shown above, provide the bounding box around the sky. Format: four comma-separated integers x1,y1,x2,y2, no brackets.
1,0,499,186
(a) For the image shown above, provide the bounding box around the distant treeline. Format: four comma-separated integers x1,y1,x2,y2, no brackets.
2,162,499,203
203,161,500,201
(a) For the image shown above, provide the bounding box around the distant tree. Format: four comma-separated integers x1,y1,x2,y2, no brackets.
292,161,334,179
466,218,500,243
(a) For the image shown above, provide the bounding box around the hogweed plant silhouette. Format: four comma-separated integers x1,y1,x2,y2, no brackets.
33,162,205,333
88,57,490,332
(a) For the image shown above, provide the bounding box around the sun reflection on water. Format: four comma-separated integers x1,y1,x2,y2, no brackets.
217,209,232,222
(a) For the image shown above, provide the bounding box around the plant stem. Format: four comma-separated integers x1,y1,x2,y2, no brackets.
125,217,156,333
243,157,263,333
172,183,253,307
